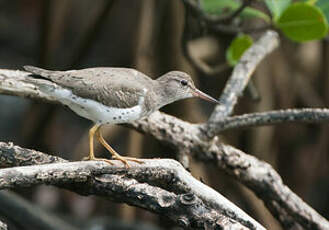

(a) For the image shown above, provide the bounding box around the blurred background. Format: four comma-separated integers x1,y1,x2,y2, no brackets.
0,0,328,229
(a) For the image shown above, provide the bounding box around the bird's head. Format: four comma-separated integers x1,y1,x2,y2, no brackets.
156,71,220,105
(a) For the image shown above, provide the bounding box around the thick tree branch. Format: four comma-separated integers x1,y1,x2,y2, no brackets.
206,108,329,136
208,144,329,230
130,113,329,230
0,69,55,103
0,142,261,230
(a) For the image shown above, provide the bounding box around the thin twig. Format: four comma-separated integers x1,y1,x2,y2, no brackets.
208,30,279,124
0,142,261,230
182,4,231,76
209,24,273,35
182,0,269,35
206,108,329,136
219,0,252,24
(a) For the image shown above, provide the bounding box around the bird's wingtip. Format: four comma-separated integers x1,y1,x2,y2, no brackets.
23,65,37,72
23,65,50,77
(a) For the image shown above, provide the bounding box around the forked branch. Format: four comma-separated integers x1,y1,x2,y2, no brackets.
0,142,259,230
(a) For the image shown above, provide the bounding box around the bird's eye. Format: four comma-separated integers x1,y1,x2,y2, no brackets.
180,79,188,86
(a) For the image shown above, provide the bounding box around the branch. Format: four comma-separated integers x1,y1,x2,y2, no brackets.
206,108,329,136
0,142,261,230
0,221,6,230
209,144,329,230
219,0,252,24
209,24,273,35
182,3,231,76
208,30,279,123
130,113,329,230
182,0,270,35
0,69,56,103
0,191,78,230
1,64,329,228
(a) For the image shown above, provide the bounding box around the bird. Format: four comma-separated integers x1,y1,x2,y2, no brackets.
23,66,220,167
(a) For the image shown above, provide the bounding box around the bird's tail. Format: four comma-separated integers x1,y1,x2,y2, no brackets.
24,77,57,93
23,65,60,92
23,65,58,80
23,65,73,101
23,68,54,93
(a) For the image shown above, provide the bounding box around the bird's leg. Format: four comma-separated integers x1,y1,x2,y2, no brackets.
88,124,99,160
84,124,114,165
95,126,143,168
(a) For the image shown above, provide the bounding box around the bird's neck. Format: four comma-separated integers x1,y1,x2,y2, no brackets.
153,80,177,110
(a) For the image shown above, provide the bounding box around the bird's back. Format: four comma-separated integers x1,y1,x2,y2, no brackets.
24,66,154,109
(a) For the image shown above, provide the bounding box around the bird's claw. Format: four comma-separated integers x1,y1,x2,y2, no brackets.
82,156,115,165
83,155,143,168
111,156,144,168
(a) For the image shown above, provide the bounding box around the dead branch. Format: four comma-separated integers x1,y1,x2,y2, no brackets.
0,142,259,230
130,111,329,230
206,108,329,135
210,144,329,230
208,30,280,123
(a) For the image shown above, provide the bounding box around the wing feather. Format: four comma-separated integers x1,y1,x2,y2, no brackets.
26,67,152,108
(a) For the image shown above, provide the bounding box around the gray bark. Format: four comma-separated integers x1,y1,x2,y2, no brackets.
0,31,329,229
0,142,257,230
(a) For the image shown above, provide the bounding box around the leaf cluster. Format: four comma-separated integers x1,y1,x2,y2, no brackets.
202,0,329,65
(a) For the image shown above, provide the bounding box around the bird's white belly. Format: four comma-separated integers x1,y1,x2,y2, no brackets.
47,87,143,124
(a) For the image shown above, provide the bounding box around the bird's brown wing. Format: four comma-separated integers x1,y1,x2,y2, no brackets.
24,66,152,108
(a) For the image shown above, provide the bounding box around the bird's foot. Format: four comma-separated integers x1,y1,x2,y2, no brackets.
111,155,144,168
82,155,143,168
82,156,114,165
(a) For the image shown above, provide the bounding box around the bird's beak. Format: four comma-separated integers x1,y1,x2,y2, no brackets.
192,88,220,104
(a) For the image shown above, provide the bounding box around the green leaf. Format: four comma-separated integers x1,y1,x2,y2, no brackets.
316,0,329,23
306,0,318,5
201,0,270,22
265,0,291,21
276,3,329,42
226,34,253,66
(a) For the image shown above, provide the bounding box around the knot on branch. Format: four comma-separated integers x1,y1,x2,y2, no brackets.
180,193,198,205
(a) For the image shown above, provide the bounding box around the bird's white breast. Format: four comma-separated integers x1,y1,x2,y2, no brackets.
45,87,144,124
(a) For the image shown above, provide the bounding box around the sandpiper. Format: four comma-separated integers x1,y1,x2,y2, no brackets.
23,66,220,167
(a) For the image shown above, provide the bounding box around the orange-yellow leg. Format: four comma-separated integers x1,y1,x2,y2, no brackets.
95,125,143,168
85,124,114,165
